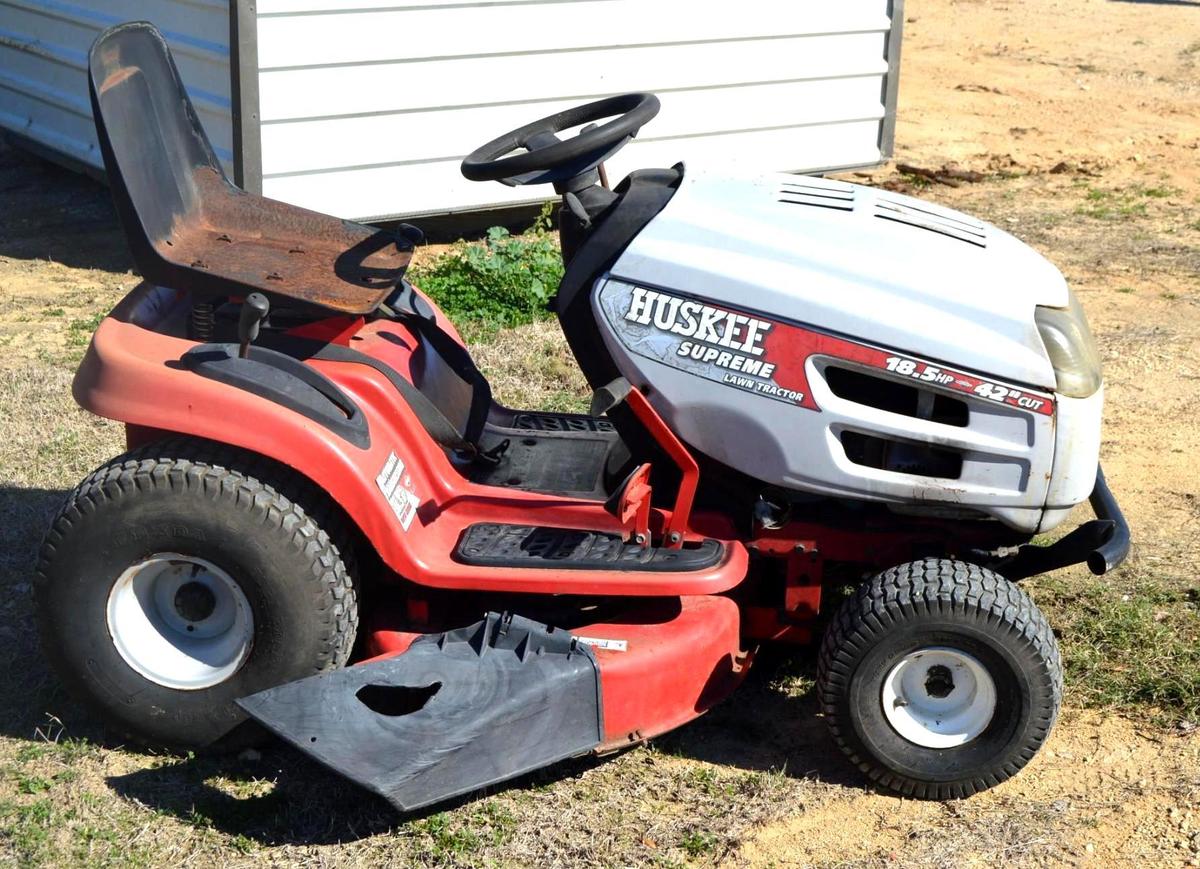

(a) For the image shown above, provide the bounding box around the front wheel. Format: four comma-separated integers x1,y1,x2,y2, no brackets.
35,439,358,749
817,559,1062,799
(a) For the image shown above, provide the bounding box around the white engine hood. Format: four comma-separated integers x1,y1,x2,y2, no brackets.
610,169,1066,389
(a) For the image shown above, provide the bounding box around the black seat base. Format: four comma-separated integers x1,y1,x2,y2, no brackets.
455,524,723,572
470,411,623,498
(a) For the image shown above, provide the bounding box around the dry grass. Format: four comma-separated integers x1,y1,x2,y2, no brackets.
470,319,589,413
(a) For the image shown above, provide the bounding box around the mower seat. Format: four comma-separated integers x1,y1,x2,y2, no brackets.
89,22,410,316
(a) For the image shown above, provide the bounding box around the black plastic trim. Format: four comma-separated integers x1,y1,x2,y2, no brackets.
181,343,370,449
554,167,681,391
1087,465,1130,574
238,612,602,813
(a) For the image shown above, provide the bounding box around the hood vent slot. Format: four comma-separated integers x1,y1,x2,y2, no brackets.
875,197,987,247
777,178,855,212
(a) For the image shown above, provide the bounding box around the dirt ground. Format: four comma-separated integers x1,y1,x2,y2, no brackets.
1,0,1199,865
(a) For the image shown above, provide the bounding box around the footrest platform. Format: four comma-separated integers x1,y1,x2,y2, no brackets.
455,524,723,572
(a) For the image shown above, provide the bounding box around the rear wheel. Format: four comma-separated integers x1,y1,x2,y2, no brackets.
35,438,358,749
817,559,1061,799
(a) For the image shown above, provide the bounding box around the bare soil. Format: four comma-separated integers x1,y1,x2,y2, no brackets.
1,0,1199,866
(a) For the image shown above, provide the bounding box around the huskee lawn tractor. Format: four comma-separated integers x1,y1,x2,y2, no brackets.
36,22,1130,810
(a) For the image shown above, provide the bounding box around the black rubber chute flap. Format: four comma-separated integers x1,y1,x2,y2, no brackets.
236,613,603,812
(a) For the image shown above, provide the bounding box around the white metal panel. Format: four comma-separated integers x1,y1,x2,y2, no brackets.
254,2,889,67
257,32,888,121
261,77,886,176
0,0,233,173
264,120,885,221
256,0,899,220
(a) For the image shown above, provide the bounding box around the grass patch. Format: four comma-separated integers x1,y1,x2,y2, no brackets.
1074,184,1178,221
65,311,105,346
898,171,933,190
1034,566,1200,724
409,205,562,334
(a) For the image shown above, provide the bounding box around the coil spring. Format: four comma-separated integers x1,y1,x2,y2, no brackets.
189,301,215,341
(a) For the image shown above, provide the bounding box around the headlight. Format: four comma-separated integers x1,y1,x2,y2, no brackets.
1035,289,1102,398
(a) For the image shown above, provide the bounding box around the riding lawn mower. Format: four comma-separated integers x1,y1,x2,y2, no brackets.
34,22,1130,811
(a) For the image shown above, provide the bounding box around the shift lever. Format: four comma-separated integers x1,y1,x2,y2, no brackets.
238,293,269,359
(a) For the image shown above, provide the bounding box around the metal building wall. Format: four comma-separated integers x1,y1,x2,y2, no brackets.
251,0,903,220
0,0,902,222
0,0,233,174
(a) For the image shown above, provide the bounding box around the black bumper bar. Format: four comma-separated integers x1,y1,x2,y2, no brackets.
1086,466,1130,574
995,466,1130,580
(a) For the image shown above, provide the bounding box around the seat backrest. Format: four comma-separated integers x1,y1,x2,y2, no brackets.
88,22,223,275
88,21,409,315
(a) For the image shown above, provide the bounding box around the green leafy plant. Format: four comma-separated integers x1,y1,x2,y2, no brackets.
410,205,563,332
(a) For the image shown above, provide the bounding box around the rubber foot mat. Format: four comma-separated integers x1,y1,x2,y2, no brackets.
455,524,723,572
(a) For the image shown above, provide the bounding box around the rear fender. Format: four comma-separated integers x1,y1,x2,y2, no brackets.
75,295,748,596
75,315,419,574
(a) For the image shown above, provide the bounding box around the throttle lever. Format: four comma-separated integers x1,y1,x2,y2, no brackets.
238,292,270,359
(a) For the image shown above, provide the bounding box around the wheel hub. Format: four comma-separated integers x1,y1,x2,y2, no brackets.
106,553,254,690
174,581,217,625
881,647,996,749
923,664,955,698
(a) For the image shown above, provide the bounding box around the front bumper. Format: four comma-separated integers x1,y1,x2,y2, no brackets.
995,465,1130,580
1085,466,1131,574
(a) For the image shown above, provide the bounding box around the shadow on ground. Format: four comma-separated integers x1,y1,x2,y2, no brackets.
0,139,130,273
0,484,103,745
103,653,864,847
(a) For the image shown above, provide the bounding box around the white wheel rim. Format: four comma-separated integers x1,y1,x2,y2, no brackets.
106,553,254,691
881,646,996,748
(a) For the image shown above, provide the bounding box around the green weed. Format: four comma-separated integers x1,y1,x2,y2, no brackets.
418,811,483,860
65,312,105,346
680,829,721,858
410,205,563,333
898,172,932,189
0,799,53,863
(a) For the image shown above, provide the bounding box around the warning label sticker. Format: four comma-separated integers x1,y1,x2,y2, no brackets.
575,636,629,652
375,451,420,531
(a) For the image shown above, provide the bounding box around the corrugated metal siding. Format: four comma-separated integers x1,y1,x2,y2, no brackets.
254,0,897,220
0,0,233,174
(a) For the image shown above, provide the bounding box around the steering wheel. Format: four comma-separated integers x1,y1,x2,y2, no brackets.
461,93,660,187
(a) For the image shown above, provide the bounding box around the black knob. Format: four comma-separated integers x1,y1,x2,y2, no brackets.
238,293,269,359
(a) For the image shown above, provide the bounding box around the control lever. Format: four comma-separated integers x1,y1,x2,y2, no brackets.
238,292,269,359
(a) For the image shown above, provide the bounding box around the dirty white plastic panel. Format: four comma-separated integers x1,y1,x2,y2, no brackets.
253,0,901,220
589,171,1085,532
0,0,233,174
